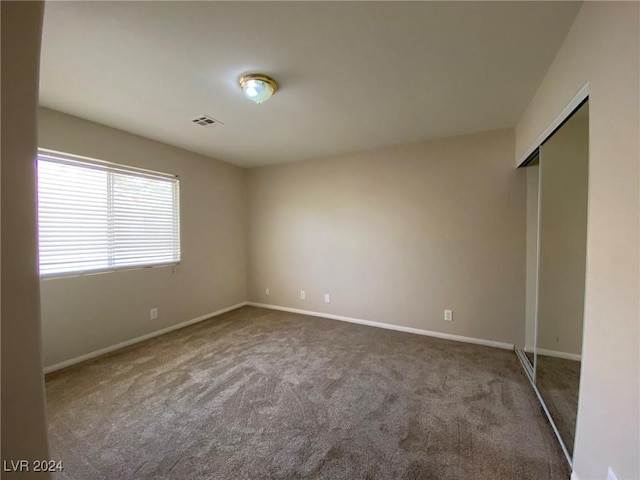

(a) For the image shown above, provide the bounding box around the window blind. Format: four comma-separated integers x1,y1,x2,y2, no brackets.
37,151,180,277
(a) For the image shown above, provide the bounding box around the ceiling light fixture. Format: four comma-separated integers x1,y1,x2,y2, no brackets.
238,73,278,104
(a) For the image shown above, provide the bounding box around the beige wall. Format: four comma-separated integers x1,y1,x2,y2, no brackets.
38,108,247,368
248,129,527,346
537,115,588,356
524,165,538,353
1,1,51,477
515,3,639,479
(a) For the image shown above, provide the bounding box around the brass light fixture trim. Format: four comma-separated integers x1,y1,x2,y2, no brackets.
238,74,279,93
238,73,279,104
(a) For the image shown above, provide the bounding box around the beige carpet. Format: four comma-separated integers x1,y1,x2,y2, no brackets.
46,306,569,479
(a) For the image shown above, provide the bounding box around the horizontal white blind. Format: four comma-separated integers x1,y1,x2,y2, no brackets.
37,151,180,277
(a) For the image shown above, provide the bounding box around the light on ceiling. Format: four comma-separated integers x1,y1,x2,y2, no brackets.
239,74,278,104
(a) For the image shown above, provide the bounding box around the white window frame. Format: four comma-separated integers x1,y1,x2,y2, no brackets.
37,149,181,278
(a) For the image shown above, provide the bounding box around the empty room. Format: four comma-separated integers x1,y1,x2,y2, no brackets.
2,2,638,480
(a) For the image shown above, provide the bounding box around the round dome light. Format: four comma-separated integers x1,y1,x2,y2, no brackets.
239,74,278,105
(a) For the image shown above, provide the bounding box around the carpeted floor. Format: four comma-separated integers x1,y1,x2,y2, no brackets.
536,355,581,457
46,306,570,480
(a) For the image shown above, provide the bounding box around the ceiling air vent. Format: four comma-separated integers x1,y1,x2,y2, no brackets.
191,115,223,127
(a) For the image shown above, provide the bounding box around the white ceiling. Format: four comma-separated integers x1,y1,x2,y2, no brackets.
40,1,581,168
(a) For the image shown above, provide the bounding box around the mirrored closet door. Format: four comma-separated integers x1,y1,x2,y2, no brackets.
516,99,589,463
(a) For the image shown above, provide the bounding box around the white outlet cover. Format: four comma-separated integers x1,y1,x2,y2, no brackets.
444,309,453,321
265,288,270,295
300,290,306,300
150,308,158,320
324,294,331,303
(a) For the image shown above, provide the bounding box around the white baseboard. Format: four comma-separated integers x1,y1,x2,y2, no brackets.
247,302,514,351
536,347,581,362
571,471,580,480
44,302,248,374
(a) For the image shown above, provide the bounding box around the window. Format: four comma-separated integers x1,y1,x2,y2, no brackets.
37,150,180,277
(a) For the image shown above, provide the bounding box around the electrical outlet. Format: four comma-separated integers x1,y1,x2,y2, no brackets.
607,467,618,480
150,308,158,320
265,288,270,296
300,290,306,300
324,293,331,303
444,309,453,321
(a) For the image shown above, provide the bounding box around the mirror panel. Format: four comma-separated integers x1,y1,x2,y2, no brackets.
524,161,539,369
536,101,589,457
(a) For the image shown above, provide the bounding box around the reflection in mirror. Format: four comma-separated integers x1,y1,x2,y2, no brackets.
524,159,539,369
536,101,588,458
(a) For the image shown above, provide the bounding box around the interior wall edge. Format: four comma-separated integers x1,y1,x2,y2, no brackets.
1,0,52,473
248,302,515,351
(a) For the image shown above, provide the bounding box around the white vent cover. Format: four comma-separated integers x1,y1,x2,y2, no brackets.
191,115,223,127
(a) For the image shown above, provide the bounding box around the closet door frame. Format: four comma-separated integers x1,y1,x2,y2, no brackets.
515,84,590,467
